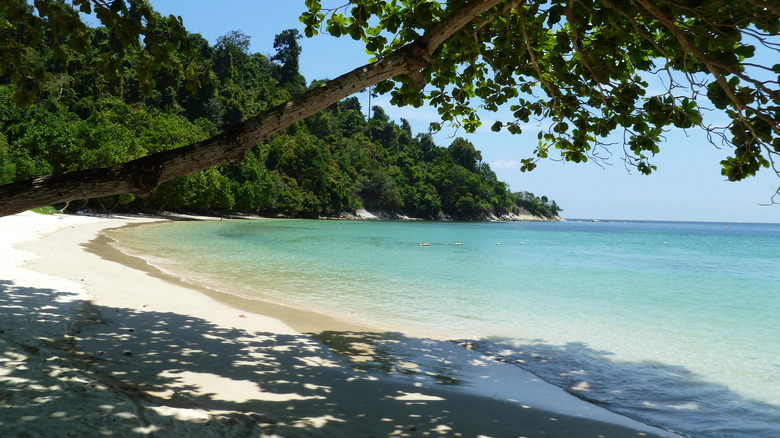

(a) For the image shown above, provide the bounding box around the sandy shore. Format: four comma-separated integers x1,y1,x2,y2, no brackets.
0,211,680,437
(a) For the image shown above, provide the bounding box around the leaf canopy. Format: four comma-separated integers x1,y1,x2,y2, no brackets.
302,0,779,181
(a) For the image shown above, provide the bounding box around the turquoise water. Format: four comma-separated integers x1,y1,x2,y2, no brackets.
113,219,780,437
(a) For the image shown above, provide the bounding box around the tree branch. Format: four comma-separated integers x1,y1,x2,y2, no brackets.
742,0,780,16
633,0,779,139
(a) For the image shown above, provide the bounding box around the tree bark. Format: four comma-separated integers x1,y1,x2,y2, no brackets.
0,0,503,217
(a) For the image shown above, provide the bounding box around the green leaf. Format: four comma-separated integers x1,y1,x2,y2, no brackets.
706,82,730,110
78,1,92,14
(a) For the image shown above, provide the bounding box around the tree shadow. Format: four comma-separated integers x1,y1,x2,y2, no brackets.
461,337,780,438
309,331,464,385
0,280,160,435
2,278,679,437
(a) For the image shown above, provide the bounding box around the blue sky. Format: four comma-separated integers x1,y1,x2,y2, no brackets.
144,0,779,223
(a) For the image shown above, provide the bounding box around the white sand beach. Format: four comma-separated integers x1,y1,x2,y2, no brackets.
1,211,680,437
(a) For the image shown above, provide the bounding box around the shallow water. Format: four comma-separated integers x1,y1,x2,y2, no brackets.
113,219,780,437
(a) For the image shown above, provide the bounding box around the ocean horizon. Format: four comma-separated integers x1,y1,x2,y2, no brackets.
110,218,780,437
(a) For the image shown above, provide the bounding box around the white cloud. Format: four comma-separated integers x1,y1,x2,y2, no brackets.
490,159,522,169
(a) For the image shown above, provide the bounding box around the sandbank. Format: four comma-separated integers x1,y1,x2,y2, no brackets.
0,211,680,437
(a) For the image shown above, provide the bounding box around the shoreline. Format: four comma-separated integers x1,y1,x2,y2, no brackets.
1,212,679,437
90,223,376,335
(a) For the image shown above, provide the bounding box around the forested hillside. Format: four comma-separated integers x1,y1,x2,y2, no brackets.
0,13,560,220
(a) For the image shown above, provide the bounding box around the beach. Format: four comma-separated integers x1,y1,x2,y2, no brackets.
0,211,679,437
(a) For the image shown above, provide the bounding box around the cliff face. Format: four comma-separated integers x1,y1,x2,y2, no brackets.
326,208,561,222
485,212,563,222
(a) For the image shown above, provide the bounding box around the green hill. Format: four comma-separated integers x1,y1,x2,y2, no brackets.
0,17,560,220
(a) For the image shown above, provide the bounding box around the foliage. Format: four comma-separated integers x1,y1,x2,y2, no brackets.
0,0,777,211
31,205,59,215
513,191,562,218
0,0,204,106
0,10,558,220
301,0,779,182
1,0,777,216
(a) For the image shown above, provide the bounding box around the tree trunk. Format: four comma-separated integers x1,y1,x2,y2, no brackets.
0,0,502,217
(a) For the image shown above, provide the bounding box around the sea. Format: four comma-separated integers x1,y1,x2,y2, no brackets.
110,218,780,437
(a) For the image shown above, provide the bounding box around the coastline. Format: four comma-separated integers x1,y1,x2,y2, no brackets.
1,212,678,437
90,224,375,335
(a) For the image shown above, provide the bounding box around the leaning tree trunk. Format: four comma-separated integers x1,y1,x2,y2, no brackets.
0,0,502,217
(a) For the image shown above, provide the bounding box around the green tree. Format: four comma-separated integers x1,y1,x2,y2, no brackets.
448,138,482,172
0,0,777,216
271,29,306,92
358,167,403,211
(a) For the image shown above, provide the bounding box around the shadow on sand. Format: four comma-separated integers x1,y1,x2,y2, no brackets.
7,278,773,437
456,337,780,438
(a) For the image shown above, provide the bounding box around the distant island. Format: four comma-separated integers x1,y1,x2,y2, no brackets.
0,28,560,221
